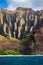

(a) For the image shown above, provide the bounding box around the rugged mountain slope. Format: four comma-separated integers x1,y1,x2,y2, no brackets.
0,7,43,55
0,7,43,39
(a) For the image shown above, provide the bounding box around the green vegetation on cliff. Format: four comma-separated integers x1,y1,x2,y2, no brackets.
0,50,21,55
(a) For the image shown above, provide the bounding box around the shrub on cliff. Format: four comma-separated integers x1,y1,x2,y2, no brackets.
0,50,21,55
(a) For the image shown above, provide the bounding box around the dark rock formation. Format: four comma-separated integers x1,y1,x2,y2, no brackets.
0,8,43,55
0,8,43,39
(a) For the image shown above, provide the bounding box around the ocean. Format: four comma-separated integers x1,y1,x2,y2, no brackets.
0,56,43,65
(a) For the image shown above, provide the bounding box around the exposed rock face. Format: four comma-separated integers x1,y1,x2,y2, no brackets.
0,7,43,39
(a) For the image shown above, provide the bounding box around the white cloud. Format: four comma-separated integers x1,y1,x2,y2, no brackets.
8,0,28,3
7,0,43,10
7,4,15,10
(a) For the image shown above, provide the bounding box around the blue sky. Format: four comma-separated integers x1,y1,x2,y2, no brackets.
0,0,43,10
0,0,7,9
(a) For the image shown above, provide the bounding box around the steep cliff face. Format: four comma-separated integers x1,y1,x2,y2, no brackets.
0,8,43,39
0,8,43,55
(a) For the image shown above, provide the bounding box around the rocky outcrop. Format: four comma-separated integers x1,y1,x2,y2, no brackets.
0,7,43,39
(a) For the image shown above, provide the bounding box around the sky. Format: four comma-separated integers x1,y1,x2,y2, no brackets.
0,0,43,10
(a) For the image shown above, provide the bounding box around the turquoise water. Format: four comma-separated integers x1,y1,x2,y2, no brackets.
0,56,43,65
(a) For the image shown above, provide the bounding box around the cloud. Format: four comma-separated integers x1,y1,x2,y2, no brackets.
31,0,43,10
8,0,28,3
7,4,15,10
7,0,43,10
